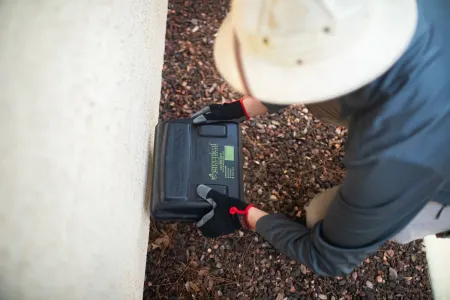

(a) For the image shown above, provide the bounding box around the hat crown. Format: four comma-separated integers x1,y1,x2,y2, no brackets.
232,0,371,65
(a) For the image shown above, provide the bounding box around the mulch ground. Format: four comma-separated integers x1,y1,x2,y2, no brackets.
144,1,432,299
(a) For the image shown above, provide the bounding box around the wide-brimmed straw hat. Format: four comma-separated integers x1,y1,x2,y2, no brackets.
214,0,418,105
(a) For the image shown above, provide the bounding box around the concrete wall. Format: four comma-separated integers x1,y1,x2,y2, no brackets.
0,1,167,299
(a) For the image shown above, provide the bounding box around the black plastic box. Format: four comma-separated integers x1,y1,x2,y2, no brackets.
150,119,243,221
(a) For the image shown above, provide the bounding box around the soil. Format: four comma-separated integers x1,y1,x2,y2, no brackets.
144,1,432,299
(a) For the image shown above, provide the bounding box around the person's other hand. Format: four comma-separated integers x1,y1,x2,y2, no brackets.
192,98,250,124
196,185,254,238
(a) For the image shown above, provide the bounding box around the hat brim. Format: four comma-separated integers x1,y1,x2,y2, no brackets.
214,0,418,105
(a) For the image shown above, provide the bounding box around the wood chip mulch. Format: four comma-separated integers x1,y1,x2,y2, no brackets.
145,1,432,299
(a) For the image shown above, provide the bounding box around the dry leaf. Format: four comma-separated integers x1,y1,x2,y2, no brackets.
188,257,198,266
208,279,214,290
271,120,280,126
386,249,395,258
151,243,161,250
275,293,284,300
154,235,170,248
300,264,307,275
198,268,209,276
189,281,200,292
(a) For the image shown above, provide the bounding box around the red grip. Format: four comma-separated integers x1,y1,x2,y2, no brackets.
239,97,251,120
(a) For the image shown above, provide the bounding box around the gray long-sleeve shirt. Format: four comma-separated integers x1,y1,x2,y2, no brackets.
256,0,450,276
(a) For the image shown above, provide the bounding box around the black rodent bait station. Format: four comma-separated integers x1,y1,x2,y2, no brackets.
151,119,243,221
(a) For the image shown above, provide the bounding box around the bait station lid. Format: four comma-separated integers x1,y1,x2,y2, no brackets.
150,119,243,221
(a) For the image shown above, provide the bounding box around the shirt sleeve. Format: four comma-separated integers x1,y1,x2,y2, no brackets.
255,158,443,276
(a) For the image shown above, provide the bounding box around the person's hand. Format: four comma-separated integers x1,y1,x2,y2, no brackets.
192,98,250,124
196,185,255,238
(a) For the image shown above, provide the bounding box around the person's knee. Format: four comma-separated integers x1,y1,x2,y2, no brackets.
305,186,340,228
305,100,347,128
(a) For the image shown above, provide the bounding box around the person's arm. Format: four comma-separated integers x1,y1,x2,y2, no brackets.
254,158,443,276
242,96,289,116
241,96,291,116
241,96,269,117
247,207,268,227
